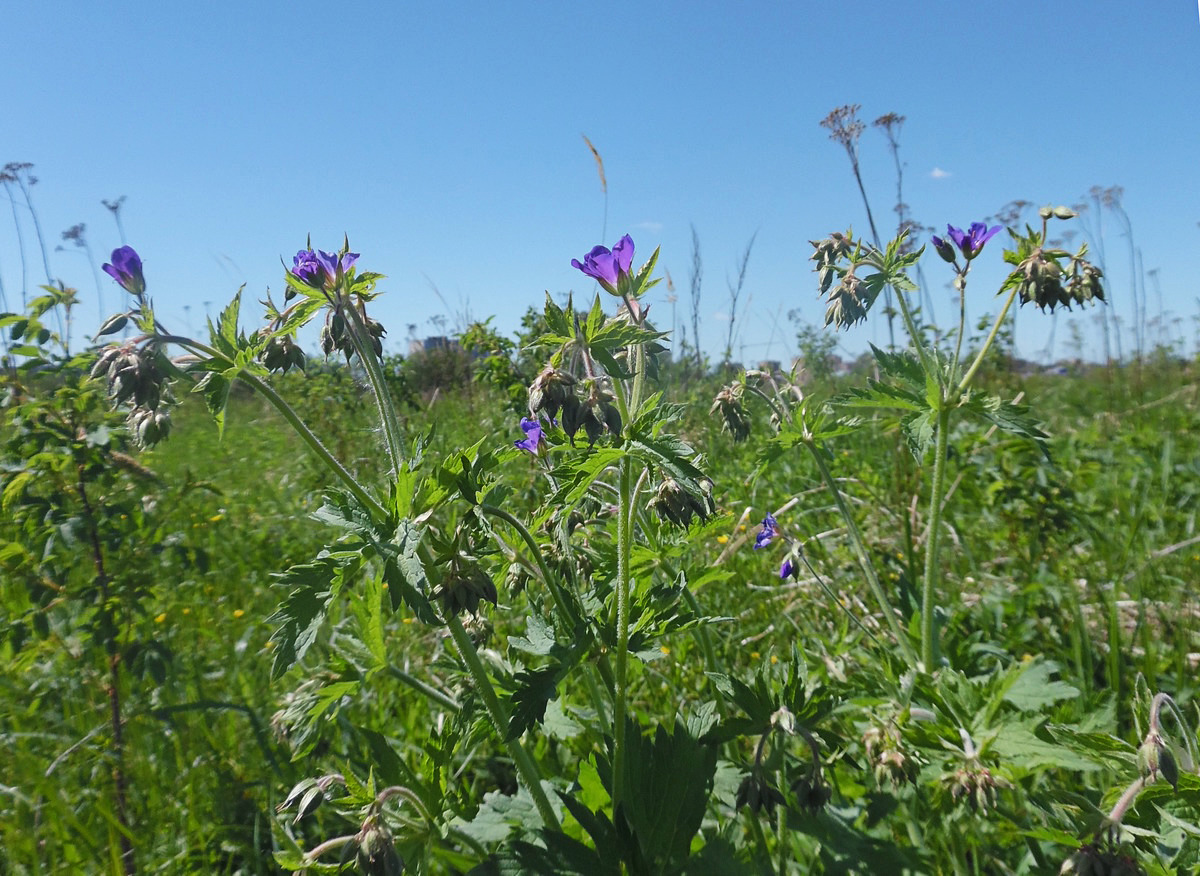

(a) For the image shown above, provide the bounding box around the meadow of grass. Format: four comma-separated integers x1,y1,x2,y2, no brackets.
3,318,1199,874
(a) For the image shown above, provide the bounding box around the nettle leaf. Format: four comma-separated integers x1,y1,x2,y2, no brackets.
870,343,926,386
834,380,924,413
266,555,347,680
207,286,247,359
604,718,717,870
542,291,573,338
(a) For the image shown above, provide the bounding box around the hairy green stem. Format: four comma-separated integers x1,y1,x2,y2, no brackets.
478,502,612,730
386,666,460,712
341,301,406,477
164,335,387,521
445,614,561,831
805,439,918,667
921,404,952,669
957,285,1018,396
611,458,635,810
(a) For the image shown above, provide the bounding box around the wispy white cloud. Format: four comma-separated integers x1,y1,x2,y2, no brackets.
634,220,663,234
930,167,952,179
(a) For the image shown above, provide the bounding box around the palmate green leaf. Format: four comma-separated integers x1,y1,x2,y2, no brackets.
504,665,563,741
456,782,561,846
1000,659,1080,712
627,432,707,485
901,409,938,460
470,834,615,876
266,555,346,680
963,393,1050,456
990,717,1102,773
544,447,623,513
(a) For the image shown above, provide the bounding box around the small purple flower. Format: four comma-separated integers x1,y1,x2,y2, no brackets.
102,246,145,296
514,417,543,454
291,248,359,290
932,222,1001,262
571,234,635,292
779,556,794,579
754,513,779,550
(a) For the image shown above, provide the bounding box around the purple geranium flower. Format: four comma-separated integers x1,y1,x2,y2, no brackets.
514,417,543,454
779,556,794,579
291,248,359,290
754,513,780,550
571,234,635,292
931,222,1001,262
102,246,145,296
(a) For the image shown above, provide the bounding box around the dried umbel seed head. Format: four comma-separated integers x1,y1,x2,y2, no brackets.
735,773,786,815
711,383,751,442
528,365,577,420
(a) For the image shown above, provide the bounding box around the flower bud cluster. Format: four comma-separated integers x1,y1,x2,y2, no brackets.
1011,247,1105,312
320,309,386,360
260,334,306,373
940,763,1008,812
863,723,919,788
648,475,714,528
1137,730,1179,789
810,232,853,295
434,559,498,617
528,366,576,421
91,344,174,446
790,770,832,815
356,816,404,876
528,367,622,445
735,772,786,815
711,383,751,442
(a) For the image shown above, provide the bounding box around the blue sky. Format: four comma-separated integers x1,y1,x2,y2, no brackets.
4,1,1198,364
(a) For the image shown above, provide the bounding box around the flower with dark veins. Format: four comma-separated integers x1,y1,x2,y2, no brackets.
102,246,146,296
754,513,780,550
571,234,634,293
291,248,359,290
932,222,1001,262
514,417,543,454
